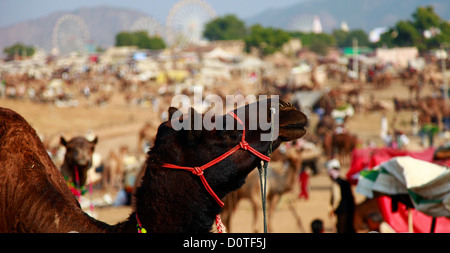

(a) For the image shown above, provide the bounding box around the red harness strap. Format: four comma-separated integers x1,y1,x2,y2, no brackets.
161,111,271,207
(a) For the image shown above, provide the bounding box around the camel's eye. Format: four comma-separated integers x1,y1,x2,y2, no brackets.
216,128,240,141
227,130,241,141
217,128,226,137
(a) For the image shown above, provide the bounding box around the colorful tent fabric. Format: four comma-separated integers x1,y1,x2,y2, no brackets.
346,147,440,185
356,156,450,233
348,147,450,232
357,156,450,218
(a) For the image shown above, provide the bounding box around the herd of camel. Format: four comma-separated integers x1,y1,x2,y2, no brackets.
2,50,449,233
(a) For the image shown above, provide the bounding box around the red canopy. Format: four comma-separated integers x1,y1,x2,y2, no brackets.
377,196,450,233
348,147,450,233
347,147,438,185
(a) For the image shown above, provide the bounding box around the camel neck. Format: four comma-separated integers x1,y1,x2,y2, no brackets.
130,161,222,233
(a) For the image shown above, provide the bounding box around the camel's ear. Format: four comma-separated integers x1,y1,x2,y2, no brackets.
60,136,67,147
168,107,180,120
187,107,202,144
90,136,98,145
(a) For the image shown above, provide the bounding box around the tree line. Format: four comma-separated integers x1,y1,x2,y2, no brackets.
115,31,166,50
202,6,449,56
3,6,448,59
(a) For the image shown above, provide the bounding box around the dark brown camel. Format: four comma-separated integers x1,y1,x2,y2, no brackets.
0,98,307,232
60,136,98,195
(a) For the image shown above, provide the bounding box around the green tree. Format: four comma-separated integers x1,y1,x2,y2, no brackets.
203,14,247,41
434,22,450,46
289,32,335,47
377,6,449,50
133,31,166,50
333,29,349,48
375,29,396,48
347,30,370,47
115,31,166,50
332,29,369,48
245,25,291,56
393,21,422,48
412,6,441,32
3,43,35,58
134,31,151,49
115,31,137,47
289,31,335,55
412,6,448,50
309,38,329,56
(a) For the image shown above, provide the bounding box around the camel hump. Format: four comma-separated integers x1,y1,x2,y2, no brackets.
0,107,31,135
0,107,45,158
0,107,27,122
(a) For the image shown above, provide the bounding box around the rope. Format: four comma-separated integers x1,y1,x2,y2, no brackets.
257,106,276,233
161,111,271,207
136,213,147,233
73,166,94,213
257,162,267,233
74,166,82,202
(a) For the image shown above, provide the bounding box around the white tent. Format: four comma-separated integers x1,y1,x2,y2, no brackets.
204,48,237,61
238,56,266,70
291,90,324,109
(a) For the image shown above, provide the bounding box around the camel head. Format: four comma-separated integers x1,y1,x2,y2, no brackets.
60,136,98,185
61,136,98,168
146,98,307,205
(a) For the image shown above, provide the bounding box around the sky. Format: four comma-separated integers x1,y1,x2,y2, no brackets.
0,0,304,27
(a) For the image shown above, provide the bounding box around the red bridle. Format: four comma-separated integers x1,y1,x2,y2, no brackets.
161,111,271,207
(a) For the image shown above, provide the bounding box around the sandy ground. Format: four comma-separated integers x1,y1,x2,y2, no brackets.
1,79,444,233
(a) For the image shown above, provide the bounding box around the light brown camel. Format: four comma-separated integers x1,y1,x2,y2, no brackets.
137,122,156,154
0,98,307,232
101,145,129,192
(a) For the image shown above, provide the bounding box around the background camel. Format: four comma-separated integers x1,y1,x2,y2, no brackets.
137,122,156,155
60,135,98,199
331,132,359,167
101,145,135,193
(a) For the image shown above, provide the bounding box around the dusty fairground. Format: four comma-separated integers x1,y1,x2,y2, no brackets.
1,77,445,233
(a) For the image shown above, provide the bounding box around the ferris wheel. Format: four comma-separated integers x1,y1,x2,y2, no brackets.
52,14,90,56
288,14,316,33
166,0,217,47
130,16,165,39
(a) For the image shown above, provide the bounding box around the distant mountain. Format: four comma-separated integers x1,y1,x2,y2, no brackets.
245,0,450,33
1,1,449,54
0,5,148,53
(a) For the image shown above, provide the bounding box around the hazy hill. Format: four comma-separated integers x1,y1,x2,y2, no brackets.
1,1,449,53
0,5,148,53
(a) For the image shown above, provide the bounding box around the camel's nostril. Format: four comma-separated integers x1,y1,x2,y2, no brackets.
278,100,294,109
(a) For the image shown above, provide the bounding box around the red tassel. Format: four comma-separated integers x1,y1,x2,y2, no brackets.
215,214,226,233
298,171,309,200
